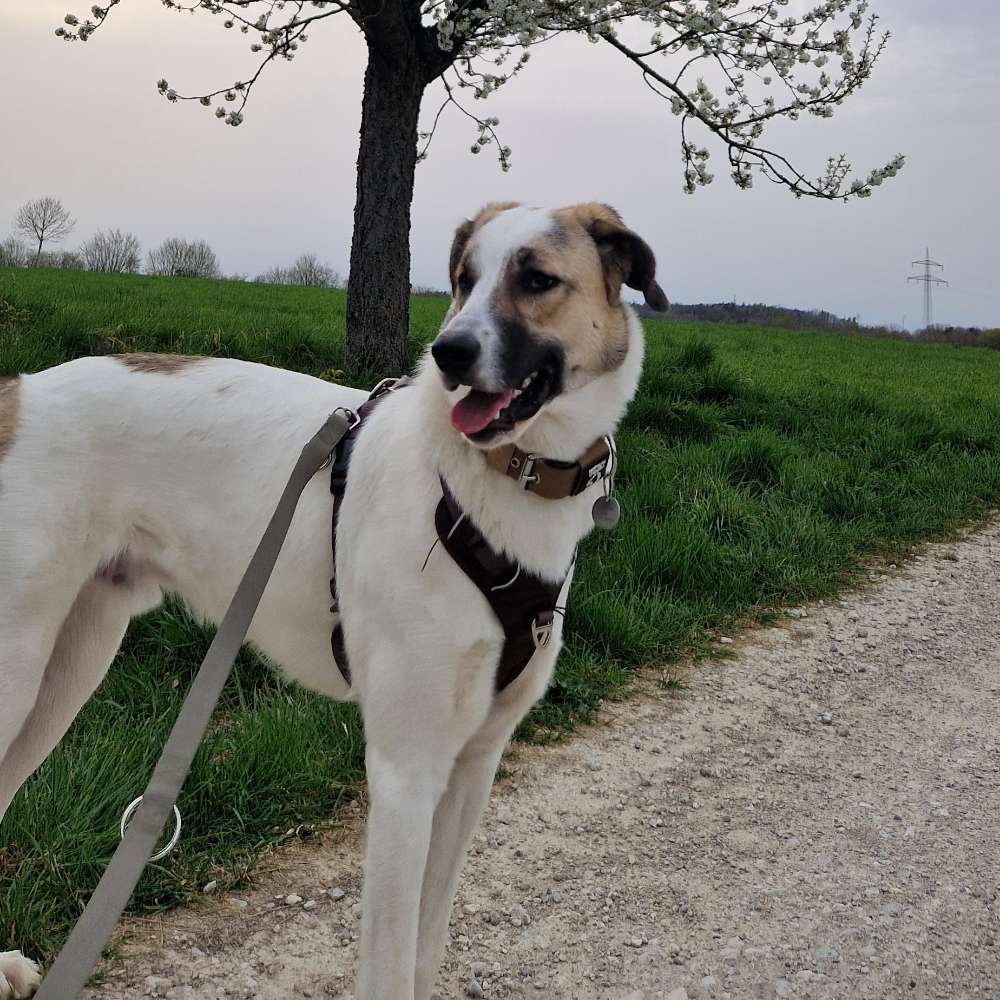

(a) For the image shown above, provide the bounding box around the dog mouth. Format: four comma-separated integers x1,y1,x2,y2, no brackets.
449,356,561,442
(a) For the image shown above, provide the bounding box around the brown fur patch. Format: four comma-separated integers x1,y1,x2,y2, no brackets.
113,353,206,375
558,203,667,312
483,207,633,377
0,376,20,467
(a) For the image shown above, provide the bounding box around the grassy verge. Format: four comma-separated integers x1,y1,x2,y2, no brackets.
3,266,1000,960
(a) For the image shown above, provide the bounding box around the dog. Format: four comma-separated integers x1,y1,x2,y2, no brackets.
0,200,667,1000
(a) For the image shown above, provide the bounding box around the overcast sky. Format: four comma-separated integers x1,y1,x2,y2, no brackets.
3,0,998,329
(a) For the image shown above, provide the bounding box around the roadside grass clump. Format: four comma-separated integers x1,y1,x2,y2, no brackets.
3,266,1000,961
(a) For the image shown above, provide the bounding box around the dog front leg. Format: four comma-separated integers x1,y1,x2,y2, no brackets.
357,746,441,1000
413,734,509,1000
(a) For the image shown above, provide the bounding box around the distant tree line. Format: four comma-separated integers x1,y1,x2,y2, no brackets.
5,197,994,348
635,300,1000,351
2,196,341,288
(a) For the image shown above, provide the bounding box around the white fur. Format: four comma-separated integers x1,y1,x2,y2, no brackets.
0,229,645,999
0,953,41,1000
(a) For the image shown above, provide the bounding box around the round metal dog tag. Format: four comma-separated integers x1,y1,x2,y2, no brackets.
592,495,621,530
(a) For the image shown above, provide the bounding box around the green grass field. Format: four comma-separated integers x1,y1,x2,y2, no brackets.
3,266,1000,962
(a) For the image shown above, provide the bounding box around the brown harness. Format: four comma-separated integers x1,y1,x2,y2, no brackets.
329,379,613,693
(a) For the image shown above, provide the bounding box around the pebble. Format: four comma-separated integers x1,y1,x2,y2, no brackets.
202,880,218,894
143,975,173,997
326,886,346,901
285,894,303,906
464,979,485,999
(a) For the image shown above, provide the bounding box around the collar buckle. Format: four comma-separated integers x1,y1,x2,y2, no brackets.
511,453,540,489
583,456,609,490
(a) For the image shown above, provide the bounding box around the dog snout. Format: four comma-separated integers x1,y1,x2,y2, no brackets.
431,331,481,383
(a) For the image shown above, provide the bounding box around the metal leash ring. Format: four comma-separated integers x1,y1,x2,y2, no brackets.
119,797,182,862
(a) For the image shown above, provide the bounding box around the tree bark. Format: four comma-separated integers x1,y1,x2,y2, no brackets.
344,24,426,375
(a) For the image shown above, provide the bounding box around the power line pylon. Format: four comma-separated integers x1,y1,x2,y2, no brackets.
907,248,948,330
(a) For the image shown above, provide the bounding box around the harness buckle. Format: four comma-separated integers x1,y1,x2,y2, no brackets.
337,406,362,431
369,377,402,400
531,614,554,650
320,408,361,471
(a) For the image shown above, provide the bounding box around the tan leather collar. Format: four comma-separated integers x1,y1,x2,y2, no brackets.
485,437,612,499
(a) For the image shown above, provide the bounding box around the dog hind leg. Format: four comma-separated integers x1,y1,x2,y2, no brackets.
0,570,161,820
0,570,161,998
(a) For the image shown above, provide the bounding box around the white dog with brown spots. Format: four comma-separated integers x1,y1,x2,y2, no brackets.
0,202,667,999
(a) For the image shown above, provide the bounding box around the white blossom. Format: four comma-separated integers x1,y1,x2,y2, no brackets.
54,0,902,200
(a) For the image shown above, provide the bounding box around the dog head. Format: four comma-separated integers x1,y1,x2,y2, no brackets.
431,201,667,450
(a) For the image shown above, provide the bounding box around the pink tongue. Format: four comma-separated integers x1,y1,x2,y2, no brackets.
451,389,514,436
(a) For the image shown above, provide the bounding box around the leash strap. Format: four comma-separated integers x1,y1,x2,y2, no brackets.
35,409,353,1000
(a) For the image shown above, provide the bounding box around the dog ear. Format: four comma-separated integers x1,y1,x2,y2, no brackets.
448,218,475,296
578,203,669,312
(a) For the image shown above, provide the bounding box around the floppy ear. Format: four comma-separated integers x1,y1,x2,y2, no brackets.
579,203,669,312
448,218,475,296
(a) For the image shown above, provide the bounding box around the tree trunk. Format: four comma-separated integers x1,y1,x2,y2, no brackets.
344,36,426,375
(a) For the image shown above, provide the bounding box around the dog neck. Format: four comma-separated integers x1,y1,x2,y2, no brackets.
410,309,644,581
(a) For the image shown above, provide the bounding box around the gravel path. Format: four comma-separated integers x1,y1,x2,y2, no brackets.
87,523,1000,1000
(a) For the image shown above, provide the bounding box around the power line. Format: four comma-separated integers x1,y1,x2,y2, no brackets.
907,248,948,330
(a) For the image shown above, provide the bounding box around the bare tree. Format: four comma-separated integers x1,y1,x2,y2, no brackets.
58,1,902,372
14,197,77,265
146,237,221,278
81,228,142,273
255,253,340,287
253,266,291,286
0,237,29,268
288,253,339,287
35,249,84,270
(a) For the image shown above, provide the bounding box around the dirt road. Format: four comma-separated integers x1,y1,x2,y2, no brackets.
88,523,1000,1000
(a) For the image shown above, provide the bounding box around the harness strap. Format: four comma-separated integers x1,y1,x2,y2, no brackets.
329,378,410,684
435,482,567,693
35,409,354,1000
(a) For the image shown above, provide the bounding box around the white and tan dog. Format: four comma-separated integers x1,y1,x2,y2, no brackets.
0,201,666,1000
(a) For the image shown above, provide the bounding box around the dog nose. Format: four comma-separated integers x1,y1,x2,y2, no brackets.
431,331,481,382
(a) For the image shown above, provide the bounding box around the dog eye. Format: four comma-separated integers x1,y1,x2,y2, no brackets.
457,270,475,296
522,270,560,295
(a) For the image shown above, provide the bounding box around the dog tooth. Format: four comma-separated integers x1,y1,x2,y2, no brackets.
521,376,532,389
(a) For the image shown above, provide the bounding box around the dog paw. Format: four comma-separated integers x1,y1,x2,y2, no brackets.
0,951,41,999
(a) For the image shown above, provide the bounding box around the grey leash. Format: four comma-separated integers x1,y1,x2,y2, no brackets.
35,409,354,1000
